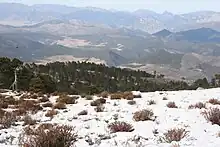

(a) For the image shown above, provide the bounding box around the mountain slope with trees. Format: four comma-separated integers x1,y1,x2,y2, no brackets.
0,57,203,94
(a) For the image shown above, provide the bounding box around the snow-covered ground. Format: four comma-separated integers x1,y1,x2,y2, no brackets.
1,88,220,147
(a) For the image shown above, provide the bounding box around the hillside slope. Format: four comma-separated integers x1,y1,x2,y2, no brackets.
0,88,220,146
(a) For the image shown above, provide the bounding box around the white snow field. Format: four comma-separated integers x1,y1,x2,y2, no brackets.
0,88,220,147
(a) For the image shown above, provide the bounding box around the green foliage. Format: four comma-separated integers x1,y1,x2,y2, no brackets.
192,78,209,89
1,57,215,94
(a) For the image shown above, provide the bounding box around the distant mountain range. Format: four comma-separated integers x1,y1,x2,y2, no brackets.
1,3,220,33
1,3,220,81
153,28,220,43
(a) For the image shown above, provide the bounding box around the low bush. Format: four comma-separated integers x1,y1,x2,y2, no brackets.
202,108,220,125
23,115,37,126
133,109,154,121
123,92,134,100
110,93,123,100
99,91,109,98
56,95,77,104
18,100,43,114
42,102,53,108
167,102,178,108
188,102,206,109
78,110,88,116
19,124,77,147
53,102,67,110
133,93,142,98
148,100,156,105
0,111,18,129
94,105,105,112
39,97,49,103
127,100,136,105
108,121,134,133
159,128,189,143
85,95,93,100
45,109,58,118
13,108,27,116
208,99,220,105
163,97,168,100
90,98,106,106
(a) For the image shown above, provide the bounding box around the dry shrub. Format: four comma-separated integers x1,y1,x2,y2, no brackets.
0,100,8,109
53,102,67,109
208,99,220,105
188,102,206,109
0,89,8,93
4,96,18,105
163,97,168,100
85,95,93,100
23,115,37,126
110,93,123,100
167,102,178,108
148,100,156,105
37,92,44,97
19,124,77,147
20,93,29,99
133,109,154,121
31,94,38,99
39,97,49,103
127,100,136,105
202,108,220,125
90,98,106,106
171,143,180,147
18,100,43,113
0,96,18,109
78,110,88,116
51,91,59,96
38,123,54,131
123,92,134,100
57,95,77,104
13,108,27,116
94,105,105,112
42,102,53,108
133,93,142,98
45,109,58,118
0,111,18,129
108,121,134,133
160,128,189,143
99,91,109,98
217,132,220,137
97,98,106,104
80,94,86,98
0,108,5,115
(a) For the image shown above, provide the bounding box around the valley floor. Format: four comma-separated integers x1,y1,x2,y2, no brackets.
1,88,220,147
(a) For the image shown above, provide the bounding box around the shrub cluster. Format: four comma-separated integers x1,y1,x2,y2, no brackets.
19,124,77,147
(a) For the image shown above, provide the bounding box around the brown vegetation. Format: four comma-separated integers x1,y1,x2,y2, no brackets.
53,102,67,109
90,98,106,106
202,108,220,125
188,102,206,109
108,121,134,133
23,115,37,126
19,124,77,147
45,109,58,118
56,95,77,104
148,100,156,105
133,109,154,121
167,102,178,108
127,100,136,105
42,102,53,108
208,98,220,105
160,128,189,143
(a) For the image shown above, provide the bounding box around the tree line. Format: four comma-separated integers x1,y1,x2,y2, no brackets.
0,57,218,94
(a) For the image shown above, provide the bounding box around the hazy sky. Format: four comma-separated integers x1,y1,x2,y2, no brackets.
1,0,220,14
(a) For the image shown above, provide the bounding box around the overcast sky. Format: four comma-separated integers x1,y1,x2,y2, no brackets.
1,0,220,14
